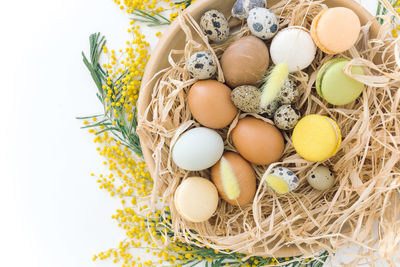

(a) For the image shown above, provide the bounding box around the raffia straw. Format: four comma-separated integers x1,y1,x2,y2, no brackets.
137,0,400,265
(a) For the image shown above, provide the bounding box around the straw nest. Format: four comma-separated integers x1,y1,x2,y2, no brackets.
137,0,400,264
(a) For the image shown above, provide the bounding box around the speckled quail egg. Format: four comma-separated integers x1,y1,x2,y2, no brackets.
265,167,299,194
200,10,230,42
277,78,300,104
273,104,301,130
231,85,279,117
231,0,266,20
260,99,280,118
186,51,217,80
231,85,260,113
307,166,335,190
247,8,279,40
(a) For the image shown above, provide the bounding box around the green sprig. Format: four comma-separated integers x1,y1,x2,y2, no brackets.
82,33,107,101
376,0,398,24
174,0,194,8
153,211,330,267
131,8,171,27
130,0,194,27
79,33,143,157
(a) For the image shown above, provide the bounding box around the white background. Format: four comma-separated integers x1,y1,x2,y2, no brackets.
0,0,388,267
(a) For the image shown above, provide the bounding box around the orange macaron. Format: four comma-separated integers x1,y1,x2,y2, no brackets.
311,7,361,55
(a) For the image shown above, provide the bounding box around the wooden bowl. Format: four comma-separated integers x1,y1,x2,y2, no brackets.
137,0,380,257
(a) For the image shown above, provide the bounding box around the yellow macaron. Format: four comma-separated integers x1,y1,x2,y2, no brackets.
292,114,341,162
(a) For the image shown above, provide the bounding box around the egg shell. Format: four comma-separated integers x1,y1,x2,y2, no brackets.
186,51,217,80
174,177,219,223
247,8,279,40
260,99,280,118
188,80,237,129
277,78,299,104
172,127,224,171
231,117,284,165
221,36,270,88
307,166,335,190
265,167,299,194
200,10,230,42
231,0,266,20
231,85,280,117
231,85,260,113
270,26,316,72
211,152,256,206
273,105,301,130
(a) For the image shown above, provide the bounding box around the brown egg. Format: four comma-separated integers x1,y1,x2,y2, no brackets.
188,80,237,129
211,152,256,206
231,117,284,165
221,36,270,88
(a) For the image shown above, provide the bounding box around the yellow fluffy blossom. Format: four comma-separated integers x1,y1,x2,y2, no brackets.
384,0,400,37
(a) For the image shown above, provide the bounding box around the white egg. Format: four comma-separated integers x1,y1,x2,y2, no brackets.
307,166,335,190
172,127,224,171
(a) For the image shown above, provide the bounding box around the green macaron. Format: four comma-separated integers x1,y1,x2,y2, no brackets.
316,58,365,105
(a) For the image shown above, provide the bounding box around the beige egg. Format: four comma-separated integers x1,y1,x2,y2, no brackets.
231,117,284,165
221,36,270,88
188,80,237,129
211,152,256,206
307,166,335,190
174,177,219,223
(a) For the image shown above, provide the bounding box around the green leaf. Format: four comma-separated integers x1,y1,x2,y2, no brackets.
82,33,107,100
76,114,103,120
131,8,171,27
95,127,121,135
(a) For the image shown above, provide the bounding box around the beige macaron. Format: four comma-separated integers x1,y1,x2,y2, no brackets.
311,7,361,54
174,177,219,223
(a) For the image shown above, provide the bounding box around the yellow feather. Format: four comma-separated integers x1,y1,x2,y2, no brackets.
260,63,289,108
220,157,240,200
266,175,290,194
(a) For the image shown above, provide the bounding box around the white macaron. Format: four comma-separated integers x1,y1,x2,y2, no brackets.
270,26,316,72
